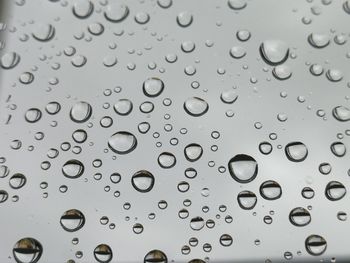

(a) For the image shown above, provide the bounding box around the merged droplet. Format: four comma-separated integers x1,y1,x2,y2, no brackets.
60,209,85,232
13,238,43,263
131,170,155,193
260,40,289,65
62,159,84,179
70,101,92,123
285,142,308,162
94,244,113,263
183,97,209,117
305,235,327,256
108,131,137,154
143,78,164,97
228,154,258,183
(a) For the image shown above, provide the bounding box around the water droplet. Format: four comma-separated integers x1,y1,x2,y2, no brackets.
183,97,209,117
305,235,327,256
132,170,155,193
158,152,176,168
62,160,84,179
73,0,94,18
144,250,167,263
104,3,129,22
308,33,330,48
285,142,308,162
228,154,258,183
9,173,26,189
219,234,233,246
143,78,164,97
1,52,20,69
176,11,193,27
94,244,113,263
114,99,133,115
260,40,289,65
330,142,346,157
13,238,42,263
108,131,137,154
32,23,55,41
325,181,346,201
260,180,282,200
272,64,292,80
237,190,257,210
60,209,85,232
190,216,205,231
333,106,350,121
70,101,92,123
25,108,42,123
228,0,247,10
184,143,203,162
229,46,246,59
289,207,311,226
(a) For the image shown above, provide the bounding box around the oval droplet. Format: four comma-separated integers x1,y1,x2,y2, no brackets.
62,159,84,179
260,40,289,65
228,154,258,183
108,131,137,154
131,170,155,193
285,142,308,162
183,97,209,117
60,209,85,232
70,101,92,123
13,238,43,263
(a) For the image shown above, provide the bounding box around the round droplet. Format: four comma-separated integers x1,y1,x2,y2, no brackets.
104,3,129,22
176,11,193,27
325,181,346,201
60,209,85,232
157,0,172,8
9,173,26,189
183,97,209,117
229,46,246,59
330,142,346,157
25,108,42,123
143,78,164,97
305,235,327,256
158,152,176,168
73,0,93,18
135,12,150,24
259,142,272,155
326,69,343,82
219,234,233,247
132,170,155,193
260,40,289,65
333,106,350,122
184,143,203,162
190,217,205,231
45,101,61,115
94,244,113,263
289,207,311,226
32,23,55,41
228,0,247,10
220,89,238,104
285,142,308,162
1,52,20,69
237,190,257,210
70,101,92,123
62,160,84,179
114,99,133,115
260,180,282,200
308,33,330,48
144,250,167,263
108,131,137,154
13,238,42,263
272,64,292,80
228,154,258,183
0,190,8,203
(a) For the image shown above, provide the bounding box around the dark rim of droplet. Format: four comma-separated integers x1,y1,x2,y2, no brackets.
60,209,85,232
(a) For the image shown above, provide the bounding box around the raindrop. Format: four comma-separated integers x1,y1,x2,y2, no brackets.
70,101,92,123
237,190,257,210
1,52,20,69
32,23,55,41
219,234,233,247
94,244,113,263
260,40,289,65
305,235,327,256
184,143,203,162
285,142,308,162
190,217,205,231
72,0,94,18
60,209,85,232
289,207,311,226
9,173,26,189
114,99,133,115
325,181,346,201
104,3,129,22
108,131,137,154
332,106,350,122
308,33,330,48
228,154,258,183
131,170,155,193
143,78,164,97
25,108,42,123
144,250,167,263
158,152,176,168
176,11,193,27
13,238,43,263
62,160,84,179
330,142,346,157
260,180,282,200
183,97,209,117
228,0,247,10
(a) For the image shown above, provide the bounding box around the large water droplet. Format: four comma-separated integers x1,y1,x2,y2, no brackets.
176,11,193,27
260,180,282,200
237,190,257,210
332,106,350,122
32,23,55,41
305,235,327,256
94,244,113,263
104,3,129,22
70,101,92,123
13,238,43,263
60,209,85,232
143,78,164,97
183,97,209,117
158,152,176,168
144,250,167,263
73,0,94,19
108,131,137,154
184,143,203,162
190,216,205,231
325,181,346,201
131,170,155,193
228,154,258,183
289,207,311,226
62,160,84,179
260,40,289,65
1,52,20,69
285,142,308,162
